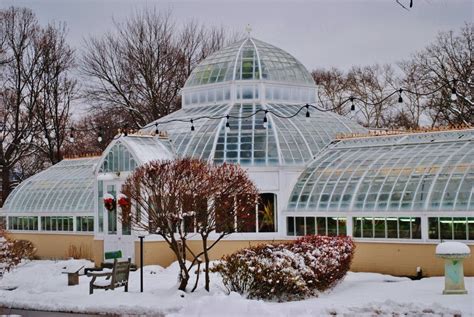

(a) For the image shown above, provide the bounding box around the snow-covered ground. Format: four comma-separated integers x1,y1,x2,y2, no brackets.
0,259,472,316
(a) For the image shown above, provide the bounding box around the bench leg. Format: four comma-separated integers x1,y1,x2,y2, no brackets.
125,283,128,292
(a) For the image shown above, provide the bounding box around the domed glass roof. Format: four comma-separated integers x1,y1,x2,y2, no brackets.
140,37,367,166
184,38,315,87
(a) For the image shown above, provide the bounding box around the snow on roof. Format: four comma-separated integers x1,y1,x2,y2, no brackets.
436,242,471,255
121,136,174,164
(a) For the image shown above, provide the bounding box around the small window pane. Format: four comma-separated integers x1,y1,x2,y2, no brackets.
411,218,421,239
287,217,295,236
353,217,362,237
306,217,315,235
428,217,439,239
398,217,411,239
453,217,467,240
337,218,347,236
467,217,474,240
362,217,373,238
296,217,305,236
317,217,326,235
374,218,386,238
440,217,453,240
327,217,337,236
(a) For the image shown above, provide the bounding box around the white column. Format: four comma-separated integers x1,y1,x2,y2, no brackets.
346,216,354,237
421,216,429,241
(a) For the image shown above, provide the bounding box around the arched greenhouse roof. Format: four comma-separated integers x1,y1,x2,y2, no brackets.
3,157,99,214
287,129,474,212
141,103,367,166
97,135,174,174
184,37,315,88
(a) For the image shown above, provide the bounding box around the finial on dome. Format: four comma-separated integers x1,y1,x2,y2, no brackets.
245,24,252,38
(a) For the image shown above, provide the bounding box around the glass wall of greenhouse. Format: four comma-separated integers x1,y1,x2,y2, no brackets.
286,130,474,241
2,157,98,234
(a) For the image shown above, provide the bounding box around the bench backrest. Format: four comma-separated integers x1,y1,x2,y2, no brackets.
104,250,122,260
111,258,131,285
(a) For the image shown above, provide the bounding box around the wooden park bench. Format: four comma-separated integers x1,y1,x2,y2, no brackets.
84,250,137,275
87,258,131,295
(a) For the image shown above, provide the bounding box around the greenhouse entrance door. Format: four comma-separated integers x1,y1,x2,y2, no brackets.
103,180,135,262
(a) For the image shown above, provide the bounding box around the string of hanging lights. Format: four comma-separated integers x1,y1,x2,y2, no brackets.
1,79,466,144
141,79,464,133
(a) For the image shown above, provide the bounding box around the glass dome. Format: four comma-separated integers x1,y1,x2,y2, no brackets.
4,157,99,214
184,37,315,87
142,37,367,166
288,130,474,212
141,103,367,166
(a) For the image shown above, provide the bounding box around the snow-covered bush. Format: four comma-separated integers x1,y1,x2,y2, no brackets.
0,236,36,276
213,235,355,301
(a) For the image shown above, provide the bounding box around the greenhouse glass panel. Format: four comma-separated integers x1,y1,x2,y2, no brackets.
453,217,467,240
362,217,374,238
287,217,295,236
353,217,362,238
428,217,439,239
317,217,326,235
468,218,474,240
327,217,337,236
374,218,385,238
338,218,347,235
440,217,453,240
306,217,316,235
296,217,305,236
411,217,421,239
398,217,411,239
386,217,398,239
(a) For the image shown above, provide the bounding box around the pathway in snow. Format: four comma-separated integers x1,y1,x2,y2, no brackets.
0,307,110,317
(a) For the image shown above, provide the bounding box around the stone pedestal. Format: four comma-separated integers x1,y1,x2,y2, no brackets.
440,256,468,294
436,242,470,295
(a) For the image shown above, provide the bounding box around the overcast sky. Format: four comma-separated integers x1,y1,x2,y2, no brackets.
1,0,471,71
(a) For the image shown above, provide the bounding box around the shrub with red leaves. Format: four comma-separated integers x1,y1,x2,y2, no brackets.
213,235,355,301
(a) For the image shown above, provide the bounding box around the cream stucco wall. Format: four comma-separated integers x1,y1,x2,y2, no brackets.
7,233,104,266
135,239,474,277
8,233,473,277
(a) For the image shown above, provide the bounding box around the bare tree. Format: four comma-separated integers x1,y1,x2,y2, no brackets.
346,64,397,128
81,9,234,128
0,7,43,204
312,67,351,115
392,60,429,129
36,22,76,164
121,158,258,292
411,24,473,126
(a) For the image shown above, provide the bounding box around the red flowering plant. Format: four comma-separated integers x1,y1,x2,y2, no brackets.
103,193,116,211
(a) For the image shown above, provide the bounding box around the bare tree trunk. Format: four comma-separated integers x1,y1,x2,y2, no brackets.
1,166,10,205
202,235,210,292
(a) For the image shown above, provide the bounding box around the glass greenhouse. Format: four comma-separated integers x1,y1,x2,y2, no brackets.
0,36,472,269
2,158,98,232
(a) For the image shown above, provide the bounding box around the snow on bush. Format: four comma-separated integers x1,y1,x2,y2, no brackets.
0,237,36,276
213,235,355,301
